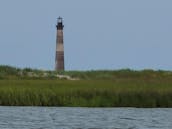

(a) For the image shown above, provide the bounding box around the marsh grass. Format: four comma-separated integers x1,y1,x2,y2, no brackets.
1,65,172,107
0,79,172,107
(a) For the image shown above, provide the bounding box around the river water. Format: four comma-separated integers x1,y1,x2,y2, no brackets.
0,107,171,129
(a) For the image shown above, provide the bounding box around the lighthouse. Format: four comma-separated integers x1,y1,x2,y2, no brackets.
55,17,64,71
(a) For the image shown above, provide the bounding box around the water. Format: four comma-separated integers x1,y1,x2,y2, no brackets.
0,107,171,129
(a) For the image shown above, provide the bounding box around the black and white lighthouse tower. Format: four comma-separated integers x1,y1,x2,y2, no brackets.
55,17,64,71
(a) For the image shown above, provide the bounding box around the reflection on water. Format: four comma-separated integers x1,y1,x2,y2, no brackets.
0,107,171,129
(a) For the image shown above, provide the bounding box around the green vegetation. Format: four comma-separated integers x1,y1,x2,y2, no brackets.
0,65,172,107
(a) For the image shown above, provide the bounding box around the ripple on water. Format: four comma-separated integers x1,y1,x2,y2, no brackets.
0,107,172,129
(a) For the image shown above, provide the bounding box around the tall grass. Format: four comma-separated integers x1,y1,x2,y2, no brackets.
1,65,172,107
0,79,172,107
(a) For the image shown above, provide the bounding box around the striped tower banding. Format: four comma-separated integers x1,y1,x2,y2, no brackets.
55,17,64,71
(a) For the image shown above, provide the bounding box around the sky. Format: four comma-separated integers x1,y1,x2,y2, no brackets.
0,0,172,70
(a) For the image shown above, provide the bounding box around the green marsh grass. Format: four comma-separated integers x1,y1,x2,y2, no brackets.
0,79,172,107
1,65,172,107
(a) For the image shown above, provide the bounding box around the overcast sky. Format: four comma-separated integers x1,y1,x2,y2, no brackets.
0,0,172,70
